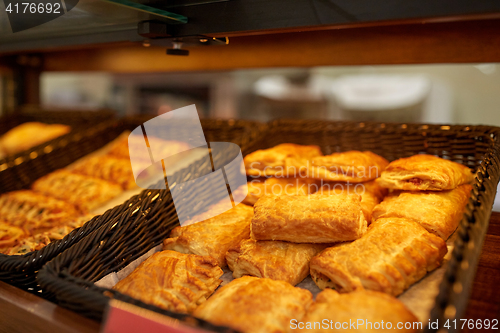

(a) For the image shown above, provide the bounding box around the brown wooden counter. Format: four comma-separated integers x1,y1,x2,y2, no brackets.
1,212,499,332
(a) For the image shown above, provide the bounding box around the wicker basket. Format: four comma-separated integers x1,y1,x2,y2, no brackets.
37,119,500,332
0,115,264,294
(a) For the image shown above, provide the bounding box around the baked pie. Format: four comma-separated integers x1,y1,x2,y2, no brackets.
242,177,320,206
71,155,136,189
226,238,327,286
113,250,223,313
310,217,447,296
251,194,367,243
377,154,474,191
372,184,472,239
194,276,313,333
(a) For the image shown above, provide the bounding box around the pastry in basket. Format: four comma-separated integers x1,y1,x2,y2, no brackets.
113,250,223,313
372,184,472,240
0,190,80,233
296,150,389,182
0,222,26,251
296,289,419,332
32,170,122,213
377,154,474,191
315,180,388,222
226,239,328,286
310,217,447,296
251,194,367,243
163,202,254,268
243,143,322,177
70,155,136,190
6,214,93,255
241,177,320,206
194,276,313,333
0,122,70,156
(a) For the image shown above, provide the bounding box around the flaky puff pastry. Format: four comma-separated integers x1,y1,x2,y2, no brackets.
244,143,322,177
194,276,313,333
310,218,447,296
113,250,223,313
251,194,367,243
163,203,254,268
315,180,388,222
372,184,472,240
296,289,419,333
226,239,328,286
242,177,320,206
296,151,389,183
377,154,474,191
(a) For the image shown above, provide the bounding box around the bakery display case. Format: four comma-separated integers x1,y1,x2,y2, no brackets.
0,1,500,332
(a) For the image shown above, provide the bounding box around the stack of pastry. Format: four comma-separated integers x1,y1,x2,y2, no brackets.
111,144,476,332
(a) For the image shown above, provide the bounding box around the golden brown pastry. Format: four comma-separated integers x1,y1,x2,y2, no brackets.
32,170,122,213
377,154,474,191
242,177,320,206
251,194,367,243
310,217,447,296
297,151,389,182
0,122,70,156
295,289,419,332
194,276,313,333
244,143,322,177
226,239,328,286
372,184,472,240
113,250,223,313
0,190,79,233
0,223,25,250
315,180,388,222
70,155,136,189
163,202,254,268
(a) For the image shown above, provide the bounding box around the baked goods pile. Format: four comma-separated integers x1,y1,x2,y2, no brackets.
112,144,474,332
0,122,70,159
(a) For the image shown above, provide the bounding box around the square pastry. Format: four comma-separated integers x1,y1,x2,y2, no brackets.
194,276,313,333
113,250,223,313
372,184,472,239
377,154,474,191
241,177,320,206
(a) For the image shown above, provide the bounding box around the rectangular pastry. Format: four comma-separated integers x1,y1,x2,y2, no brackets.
193,276,313,333
70,155,136,189
113,250,223,313
32,170,122,213
310,217,447,296
242,177,320,206
296,289,419,332
226,239,328,286
315,180,388,222
0,190,80,233
298,151,389,182
377,154,474,190
163,202,254,268
251,194,367,243
372,184,472,240
244,143,322,177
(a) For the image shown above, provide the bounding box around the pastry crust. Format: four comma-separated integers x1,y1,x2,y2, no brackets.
315,180,387,222
297,289,419,332
300,151,389,182
377,154,474,191
0,222,25,250
194,276,313,333
163,203,254,268
0,190,79,233
107,134,191,161
372,184,472,240
226,239,327,286
310,217,447,296
32,170,122,213
244,143,322,177
113,250,223,313
251,194,367,243
242,177,320,206
0,122,70,155
70,155,136,189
